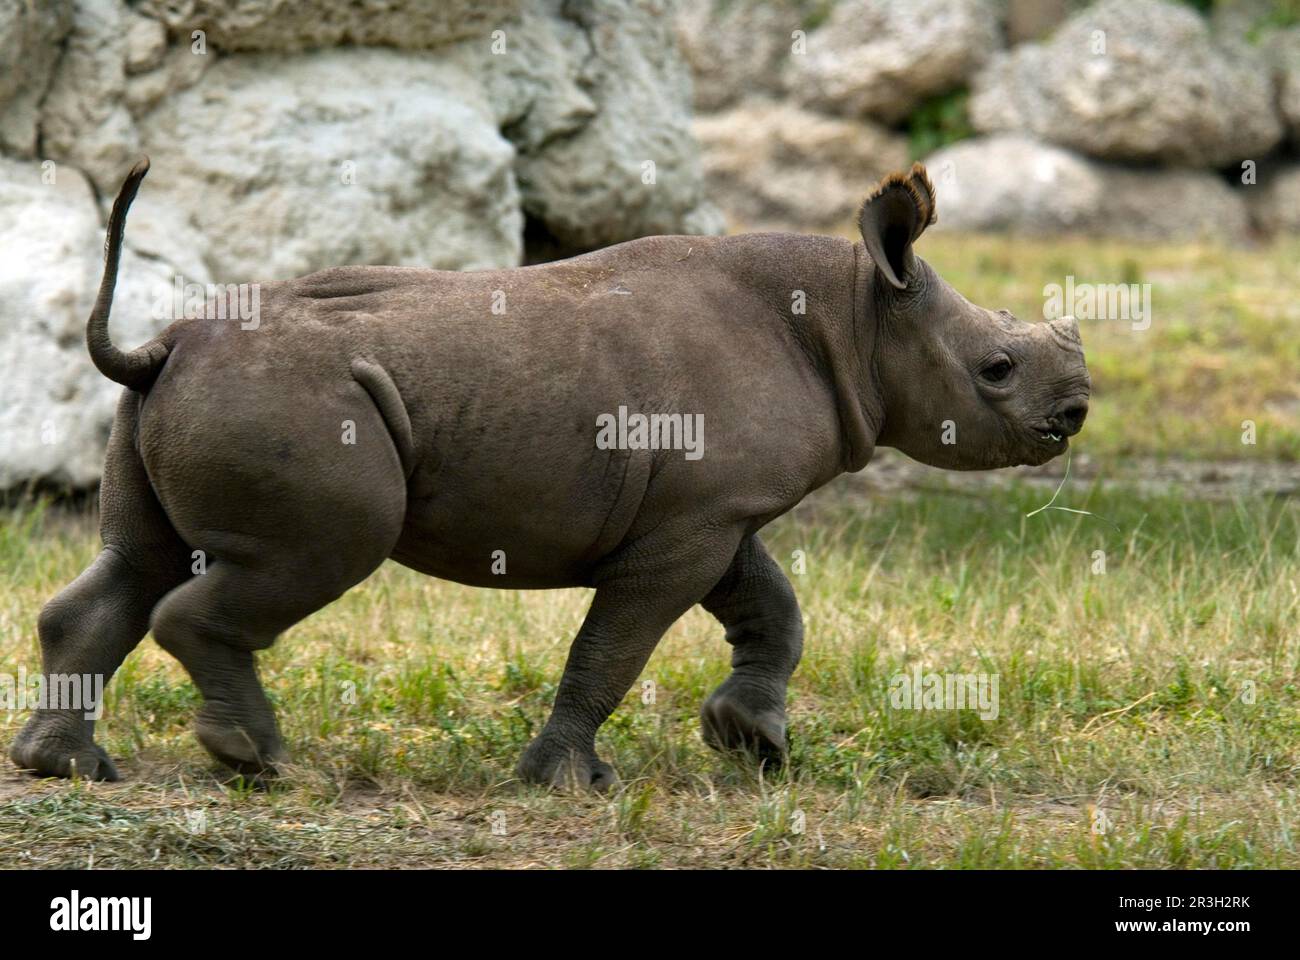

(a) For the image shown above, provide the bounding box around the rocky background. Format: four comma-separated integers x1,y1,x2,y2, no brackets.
682,0,1300,238
1,0,1297,491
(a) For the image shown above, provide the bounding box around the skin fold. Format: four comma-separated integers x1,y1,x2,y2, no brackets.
11,161,1090,789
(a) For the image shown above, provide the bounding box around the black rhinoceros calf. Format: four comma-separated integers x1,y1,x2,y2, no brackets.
11,160,1089,789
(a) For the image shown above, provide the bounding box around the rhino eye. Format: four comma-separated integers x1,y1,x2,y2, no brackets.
981,358,1014,382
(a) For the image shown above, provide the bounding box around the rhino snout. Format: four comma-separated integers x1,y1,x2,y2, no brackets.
1049,398,1089,438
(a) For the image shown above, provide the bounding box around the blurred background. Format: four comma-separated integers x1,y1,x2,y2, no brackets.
0,0,1296,495
686,0,1300,241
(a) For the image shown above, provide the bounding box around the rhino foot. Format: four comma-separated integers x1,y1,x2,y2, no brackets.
10,713,120,781
195,707,285,784
516,735,617,792
700,679,788,768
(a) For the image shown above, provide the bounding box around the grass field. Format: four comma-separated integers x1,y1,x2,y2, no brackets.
1,235,1298,869
2,482,1297,868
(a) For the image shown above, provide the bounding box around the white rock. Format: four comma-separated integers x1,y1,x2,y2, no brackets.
135,0,519,52
1248,162,1300,234
925,136,1104,233
785,0,1000,125
133,50,523,281
693,98,910,230
124,11,168,74
0,0,74,155
123,43,213,116
675,0,806,112
969,0,1282,167
924,135,1251,243
510,0,721,253
0,158,201,490
40,0,141,190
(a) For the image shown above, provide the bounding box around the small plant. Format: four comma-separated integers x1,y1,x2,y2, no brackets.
906,89,974,160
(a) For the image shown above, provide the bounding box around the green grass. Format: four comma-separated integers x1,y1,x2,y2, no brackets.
2,481,1297,868
907,89,974,160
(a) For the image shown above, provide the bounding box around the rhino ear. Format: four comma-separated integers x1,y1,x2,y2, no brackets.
857,162,937,290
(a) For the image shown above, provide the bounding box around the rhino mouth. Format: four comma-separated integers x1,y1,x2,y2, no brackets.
1027,426,1069,459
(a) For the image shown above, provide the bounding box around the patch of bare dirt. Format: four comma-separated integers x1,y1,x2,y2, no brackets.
842,449,1300,501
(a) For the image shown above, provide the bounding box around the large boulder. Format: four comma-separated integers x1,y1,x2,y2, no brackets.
1097,166,1253,244
0,0,74,156
35,0,717,262
0,158,202,490
970,0,1282,167
1003,0,1076,44
675,0,805,112
1248,162,1300,235
39,0,143,191
924,136,1104,234
133,50,524,280
135,0,517,52
693,98,910,230
785,0,1000,125
129,0,715,265
509,0,724,254
1262,27,1300,145
924,135,1251,242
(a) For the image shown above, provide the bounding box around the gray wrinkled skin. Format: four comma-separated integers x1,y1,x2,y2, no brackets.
11,161,1089,789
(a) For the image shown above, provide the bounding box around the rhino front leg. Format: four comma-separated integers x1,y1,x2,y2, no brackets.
517,524,744,791
698,535,802,768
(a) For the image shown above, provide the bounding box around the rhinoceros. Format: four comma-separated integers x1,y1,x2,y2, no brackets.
11,160,1089,789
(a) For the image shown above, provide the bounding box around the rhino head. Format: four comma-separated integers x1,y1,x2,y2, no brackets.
860,164,1091,470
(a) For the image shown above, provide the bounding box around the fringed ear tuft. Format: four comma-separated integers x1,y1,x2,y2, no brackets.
857,163,938,289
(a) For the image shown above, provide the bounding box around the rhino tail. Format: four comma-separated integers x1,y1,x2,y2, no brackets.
86,156,173,391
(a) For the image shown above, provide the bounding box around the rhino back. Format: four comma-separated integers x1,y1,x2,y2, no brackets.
151,234,854,586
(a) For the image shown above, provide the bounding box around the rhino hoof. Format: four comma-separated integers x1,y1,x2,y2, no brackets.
10,723,120,782
516,738,617,792
700,687,788,768
195,715,285,783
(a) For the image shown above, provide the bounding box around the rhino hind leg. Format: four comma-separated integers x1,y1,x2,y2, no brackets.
699,535,803,769
140,371,409,782
149,516,402,783
11,393,191,781
10,549,186,781
149,565,295,781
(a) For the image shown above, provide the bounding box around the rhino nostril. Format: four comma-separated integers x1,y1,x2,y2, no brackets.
1055,400,1089,435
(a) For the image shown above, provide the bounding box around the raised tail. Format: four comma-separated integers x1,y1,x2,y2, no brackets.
86,156,172,390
